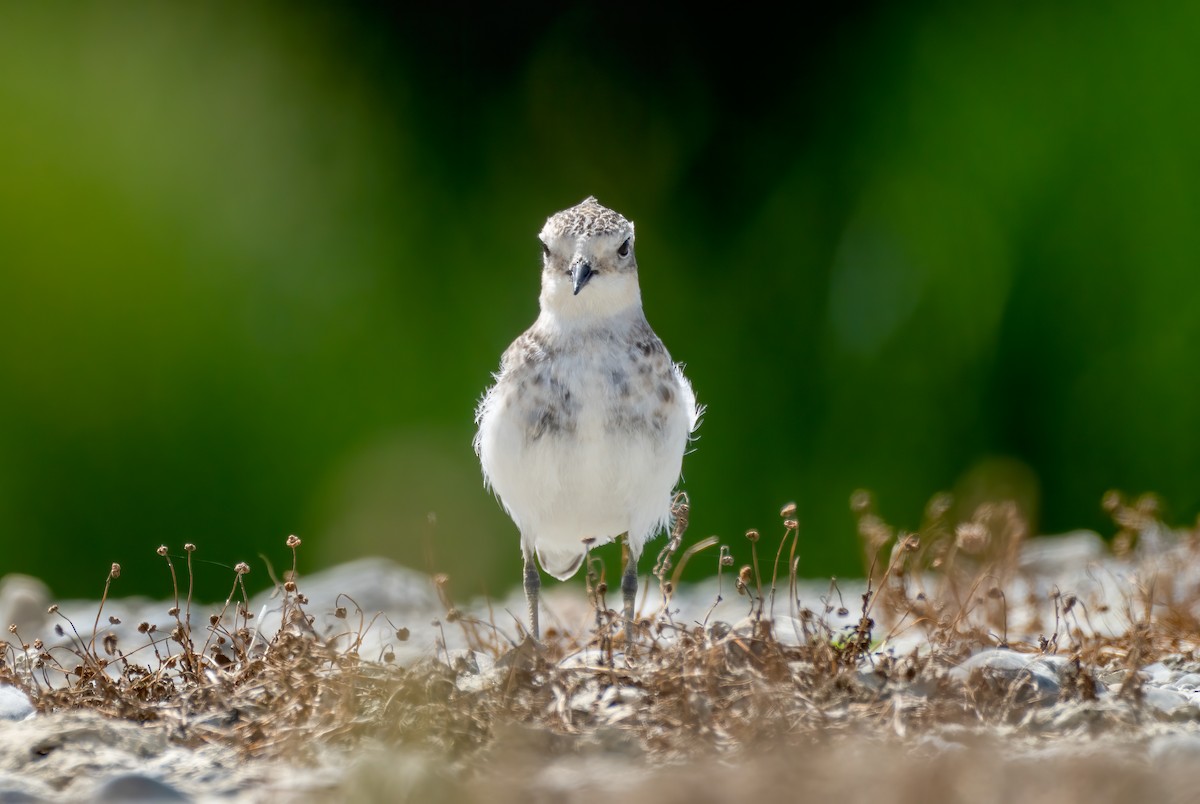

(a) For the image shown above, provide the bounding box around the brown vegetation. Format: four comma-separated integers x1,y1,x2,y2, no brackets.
2,490,1198,798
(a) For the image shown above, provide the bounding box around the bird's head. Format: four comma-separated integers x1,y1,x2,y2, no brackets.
538,197,641,322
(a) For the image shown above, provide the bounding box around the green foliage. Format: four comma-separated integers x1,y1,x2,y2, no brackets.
0,3,1197,597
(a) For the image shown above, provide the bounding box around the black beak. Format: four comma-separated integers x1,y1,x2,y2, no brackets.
571,261,594,295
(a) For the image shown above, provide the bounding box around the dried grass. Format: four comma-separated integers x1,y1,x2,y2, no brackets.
1,490,1198,786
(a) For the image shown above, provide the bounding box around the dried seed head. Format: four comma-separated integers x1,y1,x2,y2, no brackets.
108,615,120,625
286,534,301,548
738,566,752,585
47,604,58,615
596,582,608,595
184,543,196,553
396,627,410,641
284,581,297,593
138,622,150,634
6,624,15,634
925,492,953,521
103,633,118,655
720,552,734,568
110,563,121,578
1135,493,1161,518
168,606,180,617
783,519,799,530
156,545,168,557
32,638,43,650
859,514,893,551
745,529,760,543
780,502,798,519
671,494,690,532
296,594,308,605
902,534,920,552
234,562,250,576
849,489,873,514
334,607,347,619
209,615,220,626
384,649,395,663
955,522,990,555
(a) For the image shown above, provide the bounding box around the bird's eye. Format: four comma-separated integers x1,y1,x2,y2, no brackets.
617,239,631,258
540,242,550,259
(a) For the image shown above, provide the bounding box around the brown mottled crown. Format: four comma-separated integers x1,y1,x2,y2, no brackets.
544,196,632,239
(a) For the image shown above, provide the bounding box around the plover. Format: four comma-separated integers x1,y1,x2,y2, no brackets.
474,197,699,640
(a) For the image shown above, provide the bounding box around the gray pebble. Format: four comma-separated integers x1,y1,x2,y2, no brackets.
950,648,1062,703
1169,672,1200,692
1140,686,1194,720
0,687,34,722
91,774,190,803
1139,662,1178,685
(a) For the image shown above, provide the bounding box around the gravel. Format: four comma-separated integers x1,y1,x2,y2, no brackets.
2,530,1200,801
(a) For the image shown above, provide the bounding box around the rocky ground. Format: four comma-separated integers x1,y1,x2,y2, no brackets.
2,499,1200,802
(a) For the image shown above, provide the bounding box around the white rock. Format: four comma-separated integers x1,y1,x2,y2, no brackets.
1141,686,1191,718
1019,531,1107,573
0,686,34,722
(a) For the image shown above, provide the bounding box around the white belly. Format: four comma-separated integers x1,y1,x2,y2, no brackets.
477,363,693,580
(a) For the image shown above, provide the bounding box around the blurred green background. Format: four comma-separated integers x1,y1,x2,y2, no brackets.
1,3,1198,600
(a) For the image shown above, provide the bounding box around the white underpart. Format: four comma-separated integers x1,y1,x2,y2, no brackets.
476,308,697,579
475,216,698,581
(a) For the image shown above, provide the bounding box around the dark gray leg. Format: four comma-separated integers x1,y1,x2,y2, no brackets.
621,553,638,643
523,551,541,640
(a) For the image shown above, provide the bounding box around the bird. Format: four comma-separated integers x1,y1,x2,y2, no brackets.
474,196,699,641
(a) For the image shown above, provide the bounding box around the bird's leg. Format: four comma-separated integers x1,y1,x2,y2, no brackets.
523,550,541,641
621,538,638,644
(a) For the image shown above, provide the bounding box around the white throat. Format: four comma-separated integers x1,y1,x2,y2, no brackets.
539,274,643,329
